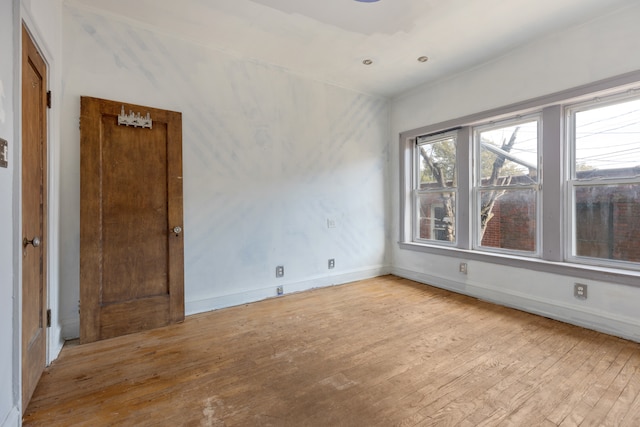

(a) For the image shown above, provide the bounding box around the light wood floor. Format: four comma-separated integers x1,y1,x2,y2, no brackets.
24,275,640,426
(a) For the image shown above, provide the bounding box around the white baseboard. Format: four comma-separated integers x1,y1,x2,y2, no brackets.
392,267,640,343
48,324,65,365
61,318,80,341
186,265,391,316
1,406,20,427
61,265,392,339
58,265,640,343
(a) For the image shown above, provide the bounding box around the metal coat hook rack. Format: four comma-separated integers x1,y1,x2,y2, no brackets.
118,105,153,129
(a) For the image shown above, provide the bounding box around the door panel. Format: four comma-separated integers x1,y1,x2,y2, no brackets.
101,120,169,303
22,25,48,412
80,97,184,344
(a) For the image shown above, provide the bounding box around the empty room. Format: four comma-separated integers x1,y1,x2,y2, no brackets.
2,0,640,426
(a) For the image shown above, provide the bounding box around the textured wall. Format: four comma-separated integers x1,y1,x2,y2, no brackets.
59,5,391,337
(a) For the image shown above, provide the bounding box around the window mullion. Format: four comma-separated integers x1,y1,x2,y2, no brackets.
456,127,471,249
541,105,563,261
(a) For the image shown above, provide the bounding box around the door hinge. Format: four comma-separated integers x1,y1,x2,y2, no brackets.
46,91,52,109
46,309,51,328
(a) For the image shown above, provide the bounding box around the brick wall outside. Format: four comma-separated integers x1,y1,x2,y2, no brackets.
481,202,501,247
496,197,536,252
417,183,639,262
575,186,640,262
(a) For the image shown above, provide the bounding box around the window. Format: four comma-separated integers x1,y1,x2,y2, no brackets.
400,71,640,281
414,132,457,244
474,118,540,253
567,95,640,267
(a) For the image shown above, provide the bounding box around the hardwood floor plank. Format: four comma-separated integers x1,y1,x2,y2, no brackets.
544,334,620,424
607,367,640,426
620,390,640,427
413,325,596,426
367,310,520,422
23,276,640,426
584,351,640,426
397,320,548,425
439,324,577,421
493,331,612,425
555,345,635,427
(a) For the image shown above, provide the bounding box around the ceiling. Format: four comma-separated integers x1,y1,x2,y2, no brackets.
68,0,634,98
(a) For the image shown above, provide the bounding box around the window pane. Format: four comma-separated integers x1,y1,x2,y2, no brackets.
417,192,456,242
479,189,536,251
418,136,456,189
478,121,538,186
574,184,640,262
575,99,640,179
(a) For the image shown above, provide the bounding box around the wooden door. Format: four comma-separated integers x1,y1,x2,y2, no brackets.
80,97,184,344
22,25,48,412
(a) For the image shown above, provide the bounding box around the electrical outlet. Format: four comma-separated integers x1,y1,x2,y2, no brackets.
327,218,336,228
276,265,284,278
0,138,8,168
574,283,587,300
328,258,335,269
277,286,283,296
459,262,467,274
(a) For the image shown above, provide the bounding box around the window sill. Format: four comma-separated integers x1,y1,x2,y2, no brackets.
397,241,640,288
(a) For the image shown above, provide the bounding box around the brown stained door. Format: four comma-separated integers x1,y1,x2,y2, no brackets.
80,97,184,344
22,25,48,411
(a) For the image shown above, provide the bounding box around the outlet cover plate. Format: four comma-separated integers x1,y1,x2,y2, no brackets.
459,262,467,274
574,283,587,300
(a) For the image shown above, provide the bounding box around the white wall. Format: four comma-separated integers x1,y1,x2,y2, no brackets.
391,3,640,342
0,0,17,423
59,5,391,338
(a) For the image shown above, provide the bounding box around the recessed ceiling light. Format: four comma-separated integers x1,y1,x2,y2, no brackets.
354,0,380,2
362,59,373,65
417,56,429,63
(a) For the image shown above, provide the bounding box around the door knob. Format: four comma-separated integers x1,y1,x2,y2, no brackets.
23,236,41,248
172,226,182,234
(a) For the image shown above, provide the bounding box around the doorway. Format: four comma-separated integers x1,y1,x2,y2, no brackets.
21,24,49,412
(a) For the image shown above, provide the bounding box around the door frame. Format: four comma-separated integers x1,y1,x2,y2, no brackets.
18,17,54,412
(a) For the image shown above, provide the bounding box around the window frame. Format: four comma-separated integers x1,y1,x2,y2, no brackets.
398,70,640,288
472,114,543,256
565,92,640,271
412,130,459,246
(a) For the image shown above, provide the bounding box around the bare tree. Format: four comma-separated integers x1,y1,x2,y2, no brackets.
419,146,456,242
418,127,520,242
479,127,519,239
